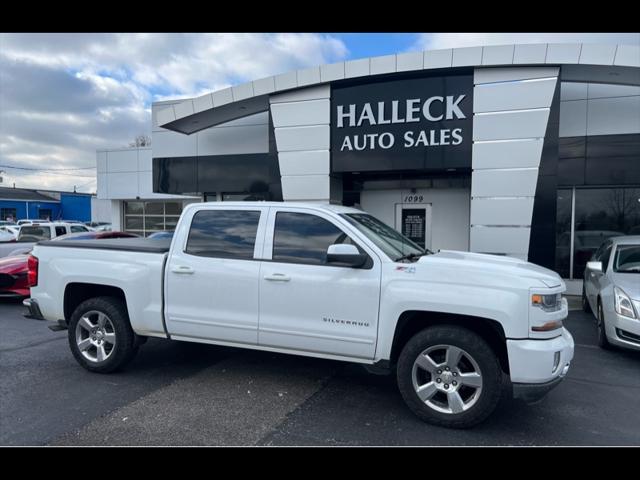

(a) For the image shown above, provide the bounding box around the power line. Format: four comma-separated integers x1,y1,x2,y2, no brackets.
5,170,96,178
0,164,96,171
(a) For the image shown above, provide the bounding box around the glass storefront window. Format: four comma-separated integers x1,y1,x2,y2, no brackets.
555,187,640,279
573,188,640,277
123,201,183,236
555,188,572,278
125,216,143,231
125,202,143,215
144,202,164,215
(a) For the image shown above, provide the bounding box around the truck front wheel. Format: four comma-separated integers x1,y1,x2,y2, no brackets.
68,296,139,373
397,325,503,428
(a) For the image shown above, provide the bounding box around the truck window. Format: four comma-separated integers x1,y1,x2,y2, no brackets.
272,212,356,265
185,210,261,260
18,226,52,242
70,225,88,233
55,226,67,236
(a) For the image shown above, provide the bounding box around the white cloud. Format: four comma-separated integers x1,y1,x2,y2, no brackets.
413,32,640,51
0,33,348,192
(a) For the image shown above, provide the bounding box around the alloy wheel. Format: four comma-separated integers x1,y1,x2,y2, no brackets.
411,344,483,414
75,310,116,363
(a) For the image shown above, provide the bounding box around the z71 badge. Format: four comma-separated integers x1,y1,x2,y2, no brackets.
396,266,416,273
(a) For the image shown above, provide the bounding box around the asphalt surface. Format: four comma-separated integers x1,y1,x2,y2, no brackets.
1,298,639,446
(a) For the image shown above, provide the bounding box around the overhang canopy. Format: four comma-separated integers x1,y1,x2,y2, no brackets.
156,42,640,135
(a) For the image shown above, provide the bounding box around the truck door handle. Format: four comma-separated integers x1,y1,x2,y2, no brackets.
171,265,195,274
264,273,290,282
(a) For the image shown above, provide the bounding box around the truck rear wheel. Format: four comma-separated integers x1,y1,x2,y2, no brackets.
68,296,139,373
396,325,503,429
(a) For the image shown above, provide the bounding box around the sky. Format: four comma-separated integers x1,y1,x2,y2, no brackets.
1,32,638,193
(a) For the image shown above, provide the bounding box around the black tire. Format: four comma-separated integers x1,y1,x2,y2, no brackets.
68,296,139,373
582,285,592,313
396,325,503,429
596,301,612,350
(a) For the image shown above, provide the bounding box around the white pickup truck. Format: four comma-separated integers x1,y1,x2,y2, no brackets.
26,202,574,428
0,222,91,258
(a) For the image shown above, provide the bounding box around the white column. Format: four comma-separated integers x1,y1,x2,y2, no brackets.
110,200,123,231
470,67,559,260
269,85,333,203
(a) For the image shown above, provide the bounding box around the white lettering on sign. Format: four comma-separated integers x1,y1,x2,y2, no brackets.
337,95,466,128
340,132,397,151
422,96,443,121
336,94,467,153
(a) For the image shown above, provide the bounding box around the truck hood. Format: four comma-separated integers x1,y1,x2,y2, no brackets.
417,250,563,288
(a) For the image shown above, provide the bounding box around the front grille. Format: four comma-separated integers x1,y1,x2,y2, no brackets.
616,328,640,345
0,273,16,288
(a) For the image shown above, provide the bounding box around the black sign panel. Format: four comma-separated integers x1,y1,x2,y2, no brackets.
401,208,426,248
331,74,473,173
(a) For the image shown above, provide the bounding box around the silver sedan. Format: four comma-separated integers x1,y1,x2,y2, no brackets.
582,236,640,351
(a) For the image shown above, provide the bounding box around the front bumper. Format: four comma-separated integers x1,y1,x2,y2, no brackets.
513,366,569,403
507,327,574,401
606,307,640,351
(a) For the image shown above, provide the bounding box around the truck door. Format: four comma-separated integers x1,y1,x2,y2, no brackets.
165,205,268,345
258,207,381,359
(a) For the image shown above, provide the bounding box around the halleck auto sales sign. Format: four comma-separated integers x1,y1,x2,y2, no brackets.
331,74,473,173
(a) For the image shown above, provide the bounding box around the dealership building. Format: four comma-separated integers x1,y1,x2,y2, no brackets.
97,42,640,293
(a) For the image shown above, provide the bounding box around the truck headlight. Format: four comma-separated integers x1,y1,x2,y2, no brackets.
614,286,637,319
531,293,562,312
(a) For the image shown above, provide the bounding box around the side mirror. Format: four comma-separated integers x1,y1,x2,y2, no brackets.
586,261,603,273
327,244,367,268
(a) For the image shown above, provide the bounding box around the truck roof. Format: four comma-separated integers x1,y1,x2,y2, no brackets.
187,201,364,215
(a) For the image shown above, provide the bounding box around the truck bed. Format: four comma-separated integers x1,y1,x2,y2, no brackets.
38,237,172,254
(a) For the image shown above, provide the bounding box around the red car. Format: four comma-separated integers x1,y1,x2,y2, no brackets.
0,231,138,297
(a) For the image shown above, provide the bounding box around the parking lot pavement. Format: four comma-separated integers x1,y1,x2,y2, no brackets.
2,298,639,446
262,310,640,446
0,299,228,446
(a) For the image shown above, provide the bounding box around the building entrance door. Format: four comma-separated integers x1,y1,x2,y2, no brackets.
394,202,432,250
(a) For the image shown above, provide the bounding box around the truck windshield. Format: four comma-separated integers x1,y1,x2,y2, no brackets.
613,245,640,273
341,213,425,261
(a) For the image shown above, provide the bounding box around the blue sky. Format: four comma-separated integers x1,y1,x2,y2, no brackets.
331,33,418,59
0,32,638,192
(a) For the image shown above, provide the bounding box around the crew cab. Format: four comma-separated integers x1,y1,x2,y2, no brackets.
26,202,574,428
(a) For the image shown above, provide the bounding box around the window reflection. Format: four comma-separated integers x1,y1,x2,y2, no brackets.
555,188,572,278
186,210,260,259
573,188,639,277
272,212,354,265
556,187,640,279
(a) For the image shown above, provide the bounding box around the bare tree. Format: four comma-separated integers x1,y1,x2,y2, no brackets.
129,134,152,147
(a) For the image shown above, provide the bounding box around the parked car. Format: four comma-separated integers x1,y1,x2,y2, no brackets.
0,230,16,243
0,254,30,297
0,222,91,258
0,225,22,240
147,231,174,239
85,221,111,228
51,231,139,242
27,202,574,428
582,236,640,351
0,231,139,298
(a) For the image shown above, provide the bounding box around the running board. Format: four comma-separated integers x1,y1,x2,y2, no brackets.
48,320,68,332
